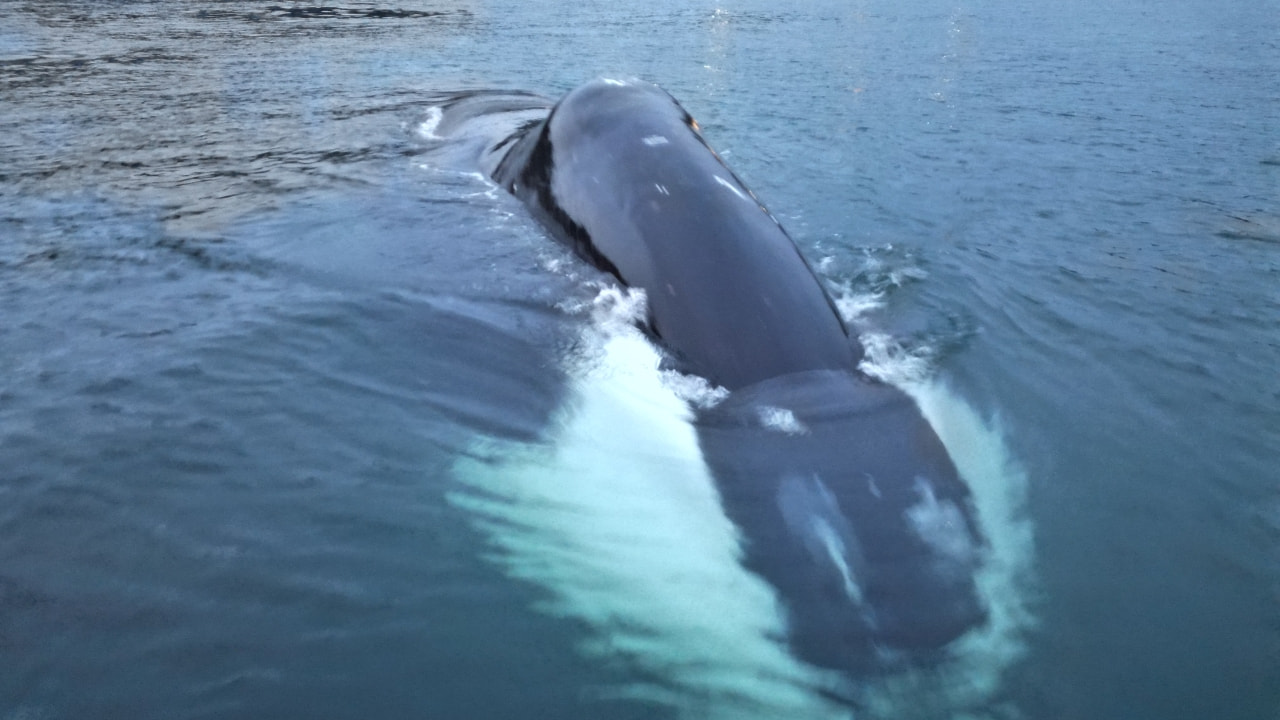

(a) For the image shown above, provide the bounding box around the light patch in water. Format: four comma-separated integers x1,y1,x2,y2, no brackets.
757,405,808,435
450,287,849,720
643,135,670,146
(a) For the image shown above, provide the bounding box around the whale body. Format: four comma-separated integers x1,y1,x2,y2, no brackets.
480,78,987,673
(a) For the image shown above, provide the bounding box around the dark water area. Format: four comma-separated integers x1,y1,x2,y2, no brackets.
2,1,1278,719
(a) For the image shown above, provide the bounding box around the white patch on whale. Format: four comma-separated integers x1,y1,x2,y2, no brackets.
713,175,751,202
417,105,444,140
643,135,670,146
757,406,808,435
814,519,864,604
866,474,882,499
776,475,869,612
906,477,977,569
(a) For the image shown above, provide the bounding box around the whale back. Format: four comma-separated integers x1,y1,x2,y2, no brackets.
491,79,857,390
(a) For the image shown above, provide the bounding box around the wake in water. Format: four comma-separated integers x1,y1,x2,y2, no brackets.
449,273,1036,719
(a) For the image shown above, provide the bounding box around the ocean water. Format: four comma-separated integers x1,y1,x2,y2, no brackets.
1,1,1277,719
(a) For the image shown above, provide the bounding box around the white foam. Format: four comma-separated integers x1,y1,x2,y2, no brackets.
835,291,886,324
857,332,936,386
589,283,648,326
417,106,444,140
450,287,849,720
660,369,729,410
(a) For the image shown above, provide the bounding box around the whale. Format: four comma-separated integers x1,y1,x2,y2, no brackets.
475,78,987,674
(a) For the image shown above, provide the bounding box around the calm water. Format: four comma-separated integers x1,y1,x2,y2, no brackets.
1,1,1277,719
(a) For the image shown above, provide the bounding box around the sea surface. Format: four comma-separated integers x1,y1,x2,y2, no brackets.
1,1,1277,719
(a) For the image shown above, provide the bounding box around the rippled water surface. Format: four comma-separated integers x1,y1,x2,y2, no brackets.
2,1,1277,718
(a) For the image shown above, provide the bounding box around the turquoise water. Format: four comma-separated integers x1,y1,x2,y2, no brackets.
1,1,1277,718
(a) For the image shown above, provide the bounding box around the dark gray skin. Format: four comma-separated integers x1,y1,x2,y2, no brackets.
489,80,855,390
486,79,986,674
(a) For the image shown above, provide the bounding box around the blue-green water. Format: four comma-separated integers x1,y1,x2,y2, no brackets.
1,1,1277,718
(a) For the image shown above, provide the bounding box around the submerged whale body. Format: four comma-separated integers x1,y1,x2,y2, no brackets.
482,78,986,673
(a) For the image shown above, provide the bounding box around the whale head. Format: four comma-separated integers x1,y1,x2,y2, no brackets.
696,370,988,673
